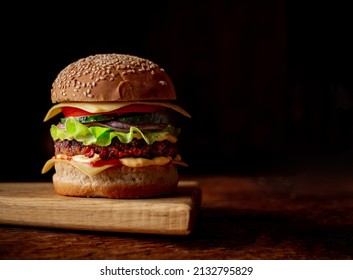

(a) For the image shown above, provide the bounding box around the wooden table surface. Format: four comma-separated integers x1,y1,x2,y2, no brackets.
1,172,353,260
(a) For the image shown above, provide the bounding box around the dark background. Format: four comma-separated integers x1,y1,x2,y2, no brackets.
2,0,353,181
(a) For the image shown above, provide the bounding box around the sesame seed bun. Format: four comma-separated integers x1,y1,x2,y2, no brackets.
51,53,176,103
52,162,179,199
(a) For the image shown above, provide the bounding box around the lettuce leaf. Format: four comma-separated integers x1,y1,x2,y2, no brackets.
50,117,179,146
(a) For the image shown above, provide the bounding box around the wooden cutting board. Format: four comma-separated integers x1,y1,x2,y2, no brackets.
0,181,201,235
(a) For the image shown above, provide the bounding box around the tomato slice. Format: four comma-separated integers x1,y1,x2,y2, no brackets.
89,158,122,167
62,104,163,117
116,104,162,115
62,107,92,117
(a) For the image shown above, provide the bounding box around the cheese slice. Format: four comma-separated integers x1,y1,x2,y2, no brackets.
41,158,114,176
43,101,191,122
41,156,187,177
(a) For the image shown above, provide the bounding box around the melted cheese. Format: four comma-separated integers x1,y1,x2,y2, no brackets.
43,101,191,122
119,157,171,167
41,155,187,176
156,134,177,143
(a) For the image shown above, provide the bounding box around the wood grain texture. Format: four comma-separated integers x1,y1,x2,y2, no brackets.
0,181,201,235
1,174,353,260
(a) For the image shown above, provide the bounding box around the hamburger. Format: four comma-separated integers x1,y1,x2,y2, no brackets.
42,53,190,198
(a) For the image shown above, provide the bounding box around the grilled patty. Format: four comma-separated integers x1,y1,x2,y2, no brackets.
54,138,178,160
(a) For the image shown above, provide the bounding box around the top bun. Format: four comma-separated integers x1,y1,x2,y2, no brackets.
51,54,176,103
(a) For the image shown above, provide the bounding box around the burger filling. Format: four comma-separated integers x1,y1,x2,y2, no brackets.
42,104,187,175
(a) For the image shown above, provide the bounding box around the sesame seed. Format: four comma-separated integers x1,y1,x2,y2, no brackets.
53,53,164,100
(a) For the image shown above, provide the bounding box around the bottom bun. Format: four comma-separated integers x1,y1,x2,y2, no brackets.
52,161,179,198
